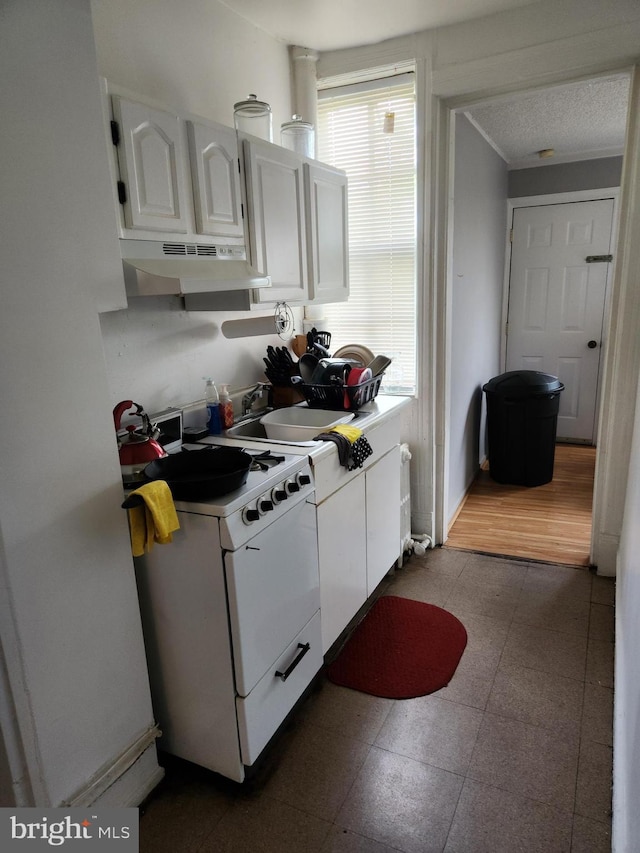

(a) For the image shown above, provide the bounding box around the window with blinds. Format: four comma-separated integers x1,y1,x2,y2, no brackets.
317,75,416,394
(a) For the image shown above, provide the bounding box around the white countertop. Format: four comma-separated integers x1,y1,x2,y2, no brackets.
200,394,412,460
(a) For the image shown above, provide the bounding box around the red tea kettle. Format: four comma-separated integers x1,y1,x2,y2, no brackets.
113,400,167,484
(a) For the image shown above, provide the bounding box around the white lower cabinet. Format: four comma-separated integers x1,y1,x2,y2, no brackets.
366,445,401,596
317,476,368,654
316,441,402,654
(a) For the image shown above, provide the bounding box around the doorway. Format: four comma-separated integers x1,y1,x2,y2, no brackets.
438,73,632,566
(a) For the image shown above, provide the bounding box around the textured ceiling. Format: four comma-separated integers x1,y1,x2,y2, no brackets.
466,75,630,168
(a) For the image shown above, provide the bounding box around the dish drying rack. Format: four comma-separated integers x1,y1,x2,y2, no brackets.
300,374,384,411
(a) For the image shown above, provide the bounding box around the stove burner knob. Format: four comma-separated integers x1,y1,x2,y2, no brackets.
242,506,260,525
271,487,287,504
285,479,300,494
296,472,311,487
258,498,274,514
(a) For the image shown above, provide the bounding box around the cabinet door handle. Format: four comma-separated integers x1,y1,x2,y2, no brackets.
275,642,310,682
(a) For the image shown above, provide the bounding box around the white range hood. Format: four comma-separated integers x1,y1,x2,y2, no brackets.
121,240,271,296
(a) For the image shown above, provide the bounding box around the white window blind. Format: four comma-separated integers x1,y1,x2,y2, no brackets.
317,75,416,394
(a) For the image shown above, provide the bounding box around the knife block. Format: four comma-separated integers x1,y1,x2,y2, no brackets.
270,386,306,408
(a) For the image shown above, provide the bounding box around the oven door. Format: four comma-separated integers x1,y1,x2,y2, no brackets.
224,497,320,698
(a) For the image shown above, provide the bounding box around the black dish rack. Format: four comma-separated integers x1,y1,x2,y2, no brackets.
300,374,383,411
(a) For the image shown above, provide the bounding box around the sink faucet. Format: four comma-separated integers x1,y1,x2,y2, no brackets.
241,382,270,418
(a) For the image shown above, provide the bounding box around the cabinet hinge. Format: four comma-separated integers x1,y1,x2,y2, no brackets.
110,120,120,146
241,202,244,220
509,228,513,243
505,321,509,337
117,180,127,205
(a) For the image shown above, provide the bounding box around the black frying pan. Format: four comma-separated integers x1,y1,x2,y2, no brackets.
142,446,252,501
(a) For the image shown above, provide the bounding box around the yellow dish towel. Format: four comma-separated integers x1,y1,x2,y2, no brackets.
126,480,180,558
328,424,363,443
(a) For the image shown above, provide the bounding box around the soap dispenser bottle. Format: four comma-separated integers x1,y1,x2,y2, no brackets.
204,378,221,435
219,384,234,430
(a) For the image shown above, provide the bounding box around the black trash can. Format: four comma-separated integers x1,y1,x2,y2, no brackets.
483,370,564,487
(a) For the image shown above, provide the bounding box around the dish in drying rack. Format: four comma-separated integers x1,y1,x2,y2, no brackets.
332,344,375,367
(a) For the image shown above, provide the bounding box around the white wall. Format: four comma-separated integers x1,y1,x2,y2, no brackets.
91,0,292,132
92,0,298,415
509,157,623,198
0,0,299,810
0,0,158,806
614,368,640,850
447,114,507,523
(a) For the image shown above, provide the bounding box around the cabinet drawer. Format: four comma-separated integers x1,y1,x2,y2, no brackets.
236,611,322,766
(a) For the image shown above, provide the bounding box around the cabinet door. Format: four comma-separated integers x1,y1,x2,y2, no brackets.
366,445,401,596
317,476,367,654
242,138,309,304
113,96,189,233
187,120,244,239
305,162,349,303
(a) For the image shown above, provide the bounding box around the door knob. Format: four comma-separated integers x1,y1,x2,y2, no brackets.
587,340,598,349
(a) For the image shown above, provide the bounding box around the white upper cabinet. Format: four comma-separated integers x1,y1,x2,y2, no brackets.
112,97,190,234
304,161,349,304
242,136,349,306
186,119,244,239
242,137,309,305
109,92,245,246
106,86,348,307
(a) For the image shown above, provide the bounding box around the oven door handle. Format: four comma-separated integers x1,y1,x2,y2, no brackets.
274,642,311,682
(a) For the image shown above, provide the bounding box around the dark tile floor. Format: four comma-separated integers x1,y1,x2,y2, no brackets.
139,548,615,852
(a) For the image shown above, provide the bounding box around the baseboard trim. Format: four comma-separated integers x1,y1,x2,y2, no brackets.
63,725,161,808
447,461,486,535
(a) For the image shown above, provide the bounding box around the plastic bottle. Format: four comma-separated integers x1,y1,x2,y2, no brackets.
218,384,234,430
204,378,221,435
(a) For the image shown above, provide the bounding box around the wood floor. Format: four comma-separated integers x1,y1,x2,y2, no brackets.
445,444,596,567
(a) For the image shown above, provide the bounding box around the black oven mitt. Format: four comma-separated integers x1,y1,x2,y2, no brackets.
313,432,373,470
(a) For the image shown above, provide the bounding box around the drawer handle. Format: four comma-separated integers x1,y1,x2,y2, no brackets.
275,642,310,682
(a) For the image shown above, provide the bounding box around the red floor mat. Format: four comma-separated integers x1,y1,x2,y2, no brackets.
326,595,467,699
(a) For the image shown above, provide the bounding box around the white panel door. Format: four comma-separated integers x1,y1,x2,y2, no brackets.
506,199,615,443
187,119,244,239
113,96,189,233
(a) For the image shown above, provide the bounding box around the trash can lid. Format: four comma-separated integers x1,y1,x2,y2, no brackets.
483,370,564,397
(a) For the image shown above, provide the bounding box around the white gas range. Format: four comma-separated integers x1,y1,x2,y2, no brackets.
134,443,321,783
176,444,314,548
